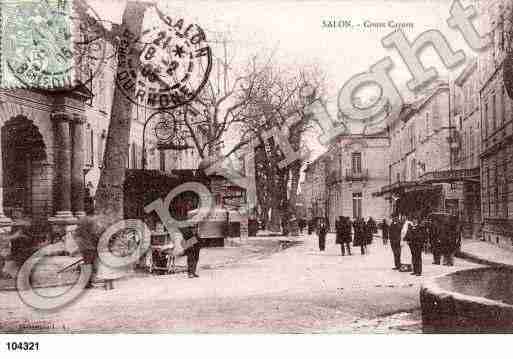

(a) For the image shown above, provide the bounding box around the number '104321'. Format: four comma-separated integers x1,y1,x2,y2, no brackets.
6,342,39,351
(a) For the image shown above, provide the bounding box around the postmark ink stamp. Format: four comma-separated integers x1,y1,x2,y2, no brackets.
1,0,106,90
115,6,212,110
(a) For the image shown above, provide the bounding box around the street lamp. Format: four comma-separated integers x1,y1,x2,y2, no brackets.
141,107,194,170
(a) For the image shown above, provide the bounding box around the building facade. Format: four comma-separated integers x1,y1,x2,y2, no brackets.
376,82,480,225
303,156,328,223
302,132,390,232
0,37,212,254
478,0,513,245
325,134,390,231
453,59,482,240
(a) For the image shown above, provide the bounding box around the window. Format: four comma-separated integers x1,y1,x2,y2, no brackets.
469,126,474,164
351,152,362,173
97,130,105,168
502,86,506,125
492,93,497,131
495,163,499,216
97,73,107,113
352,192,362,219
410,158,417,180
484,102,489,138
84,126,94,167
487,167,491,217
432,96,440,119
503,160,509,218
425,112,430,137
411,122,416,149
130,143,136,169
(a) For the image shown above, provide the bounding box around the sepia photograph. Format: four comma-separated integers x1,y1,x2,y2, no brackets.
0,0,512,351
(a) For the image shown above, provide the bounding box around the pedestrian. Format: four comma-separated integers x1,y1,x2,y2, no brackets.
428,215,442,265
335,217,342,253
381,218,390,246
400,215,413,271
442,215,459,266
353,217,366,255
298,219,306,234
365,217,376,253
318,218,327,251
307,219,313,235
404,216,426,276
389,215,403,270
336,216,352,256
183,225,201,278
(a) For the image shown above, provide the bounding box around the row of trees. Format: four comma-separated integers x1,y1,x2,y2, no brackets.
80,1,327,234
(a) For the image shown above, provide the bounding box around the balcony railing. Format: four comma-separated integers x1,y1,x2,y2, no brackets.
345,168,368,182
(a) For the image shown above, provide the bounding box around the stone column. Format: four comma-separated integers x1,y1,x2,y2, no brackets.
49,112,77,255
51,112,74,218
71,114,86,218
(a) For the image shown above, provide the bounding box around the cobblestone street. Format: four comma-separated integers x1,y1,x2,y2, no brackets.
0,234,479,333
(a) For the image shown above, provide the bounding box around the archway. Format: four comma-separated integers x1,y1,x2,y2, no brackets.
2,116,47,220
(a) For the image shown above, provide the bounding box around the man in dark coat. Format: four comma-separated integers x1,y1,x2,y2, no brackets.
442,215,460,266
366,217,377,244
183,226,201,278
336,216,352,256
308,219,314,235
353,217,366,255
389,215,403,270
381,219,390,246
404,217,427,276
428,216,441,265
318,219,328,251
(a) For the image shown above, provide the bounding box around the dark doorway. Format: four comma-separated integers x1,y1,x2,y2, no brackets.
2,116,47,220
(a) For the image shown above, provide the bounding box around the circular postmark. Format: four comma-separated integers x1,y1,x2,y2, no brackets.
2,0,106,90
115,7,212,110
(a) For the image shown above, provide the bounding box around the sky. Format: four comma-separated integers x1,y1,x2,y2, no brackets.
89,0,484,160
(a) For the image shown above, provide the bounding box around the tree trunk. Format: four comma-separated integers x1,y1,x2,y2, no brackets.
287,163,301,236
95,2,148,221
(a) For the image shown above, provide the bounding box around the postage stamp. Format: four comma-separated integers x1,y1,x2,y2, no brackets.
115,6,212,110
0,0,106,90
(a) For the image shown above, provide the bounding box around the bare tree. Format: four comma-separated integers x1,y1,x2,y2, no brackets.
237,61,327,234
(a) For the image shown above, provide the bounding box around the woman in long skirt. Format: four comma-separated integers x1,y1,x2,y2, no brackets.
318,219,327,251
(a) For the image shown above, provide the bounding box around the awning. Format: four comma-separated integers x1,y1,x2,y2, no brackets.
404,184,443,194
420,167,480,184
372,180,419,197
374,167,479,197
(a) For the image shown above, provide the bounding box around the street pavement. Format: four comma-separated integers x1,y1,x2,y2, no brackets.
0,233,480,333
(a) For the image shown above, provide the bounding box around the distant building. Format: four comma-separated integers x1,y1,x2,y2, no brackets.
325,133,390,230
302,131,390,232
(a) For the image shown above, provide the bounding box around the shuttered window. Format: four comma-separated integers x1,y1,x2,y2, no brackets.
84,127,94,167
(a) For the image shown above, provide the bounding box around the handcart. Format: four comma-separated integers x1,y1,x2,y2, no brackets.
147,231,176,274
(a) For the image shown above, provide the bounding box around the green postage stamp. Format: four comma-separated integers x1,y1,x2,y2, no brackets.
0,0,75,89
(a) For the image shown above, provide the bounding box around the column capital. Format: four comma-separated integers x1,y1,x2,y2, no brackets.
51,111,72,123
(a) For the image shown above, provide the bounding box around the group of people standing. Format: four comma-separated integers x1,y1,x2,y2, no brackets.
314,212,461,277
317,216,378,255
383,213,461,276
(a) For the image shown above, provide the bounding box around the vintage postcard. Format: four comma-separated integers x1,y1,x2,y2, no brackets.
0,0,511,347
